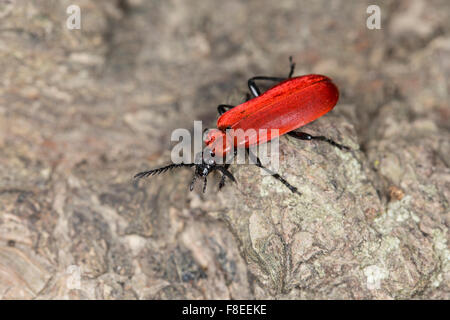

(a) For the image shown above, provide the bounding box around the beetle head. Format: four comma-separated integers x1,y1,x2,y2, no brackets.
193,147,216,177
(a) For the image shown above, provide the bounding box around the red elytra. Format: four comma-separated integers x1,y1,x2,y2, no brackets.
205,74,339,157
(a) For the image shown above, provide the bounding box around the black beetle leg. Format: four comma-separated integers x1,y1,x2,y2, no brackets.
247,57,296,97
217,104,235,115
246,149,300,195
287,131,350,151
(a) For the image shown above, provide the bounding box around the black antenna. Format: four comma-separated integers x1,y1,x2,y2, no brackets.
134,163,195,179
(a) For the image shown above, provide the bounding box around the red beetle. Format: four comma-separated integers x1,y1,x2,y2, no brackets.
135,57,349,194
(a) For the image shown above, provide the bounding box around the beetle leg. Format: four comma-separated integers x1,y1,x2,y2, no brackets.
248,76,287,97
218,174,226,190
202,177,208,193
217,104,235,115
247,57,296,97
189,174,197,191
217,164,232,190
288,56,296,78
218,165,235,182
246,149,301,195
287,131,350,151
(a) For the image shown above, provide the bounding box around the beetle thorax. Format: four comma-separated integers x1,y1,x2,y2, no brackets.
204,129,233,157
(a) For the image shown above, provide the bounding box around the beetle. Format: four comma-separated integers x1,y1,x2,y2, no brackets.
135,57,349,194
